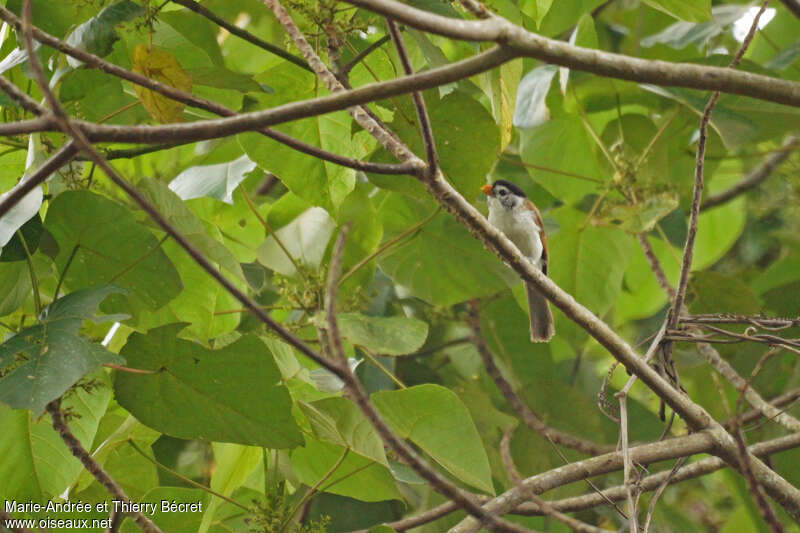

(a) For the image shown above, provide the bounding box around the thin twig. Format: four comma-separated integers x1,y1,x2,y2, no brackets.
387,19,439,172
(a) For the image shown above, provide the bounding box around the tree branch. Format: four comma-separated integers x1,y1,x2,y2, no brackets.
0,5,412,175
322,223,533,533
387,19,439,172
343,0,800,107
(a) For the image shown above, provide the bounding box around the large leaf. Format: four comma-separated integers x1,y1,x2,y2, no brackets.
114,323,303,448
139,177,244,280
44,190,182,314
336,313,429,356
198,443,262,533
519,117,605,205
0,286,124,414
513,65,558,129
549,206,634,346
0,370,111,501
0,261,31,316
372,384,494,494
377,193,515,306
65,0,145,66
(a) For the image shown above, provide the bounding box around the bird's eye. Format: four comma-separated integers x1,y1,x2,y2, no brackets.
498,189,507,196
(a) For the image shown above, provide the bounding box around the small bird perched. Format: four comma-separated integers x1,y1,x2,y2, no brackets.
481,180,554,342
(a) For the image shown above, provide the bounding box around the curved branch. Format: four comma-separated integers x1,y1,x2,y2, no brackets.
344,0,800,107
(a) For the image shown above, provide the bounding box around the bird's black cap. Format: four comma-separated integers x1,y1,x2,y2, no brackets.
491,179,527,198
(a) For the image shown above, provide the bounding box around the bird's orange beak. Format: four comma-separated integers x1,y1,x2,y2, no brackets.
481,184,493,195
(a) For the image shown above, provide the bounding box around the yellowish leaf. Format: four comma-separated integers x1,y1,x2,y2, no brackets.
132,45,192,123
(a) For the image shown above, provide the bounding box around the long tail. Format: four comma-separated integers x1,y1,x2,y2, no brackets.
526,283,554,342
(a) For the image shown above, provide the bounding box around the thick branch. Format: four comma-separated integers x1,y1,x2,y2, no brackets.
0,5,411,175
344,0,800,107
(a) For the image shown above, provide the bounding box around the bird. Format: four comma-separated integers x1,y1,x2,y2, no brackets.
481,179,554,342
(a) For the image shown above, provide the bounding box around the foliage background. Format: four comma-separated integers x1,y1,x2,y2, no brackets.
0,0,799,531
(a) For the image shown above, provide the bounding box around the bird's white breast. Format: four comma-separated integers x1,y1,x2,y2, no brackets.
487,197,544,268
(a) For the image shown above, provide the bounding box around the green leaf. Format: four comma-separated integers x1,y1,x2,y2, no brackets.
291,438,401,502
169,155,257,204
368,91,500,200
549,207,634,344
300,397,389,466
114,323,303,448
0,287,124,414
766,39,800,70
519,117,605,204
641,0,711,22
372,384,494,494
377,193,515,306
65,0,145,66
44,190,182,313
0,370,111,501
159,10,224,66
336,313,429,356
134,237,241,342
0,135,47,250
